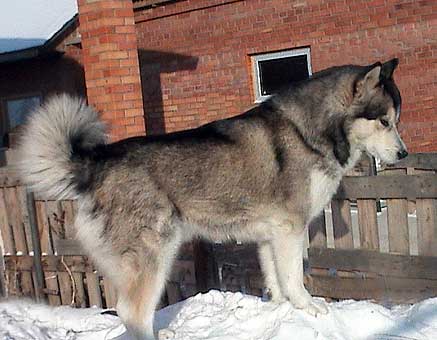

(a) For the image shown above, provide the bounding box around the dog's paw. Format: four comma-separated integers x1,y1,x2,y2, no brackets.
158,328,175,340
288,293,328,317
299,298,328,317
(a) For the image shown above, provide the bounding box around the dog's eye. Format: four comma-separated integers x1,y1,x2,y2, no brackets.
380,119,389,127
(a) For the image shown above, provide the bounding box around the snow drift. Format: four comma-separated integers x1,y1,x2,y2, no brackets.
1,290,437,340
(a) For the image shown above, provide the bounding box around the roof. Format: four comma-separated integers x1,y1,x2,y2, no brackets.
0,0,78,55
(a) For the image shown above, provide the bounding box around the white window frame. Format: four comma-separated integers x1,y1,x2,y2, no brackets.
251,47,312,103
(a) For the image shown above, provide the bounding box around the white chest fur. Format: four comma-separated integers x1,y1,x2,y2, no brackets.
309,168,341,220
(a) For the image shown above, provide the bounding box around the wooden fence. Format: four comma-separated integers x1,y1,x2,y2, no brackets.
0,153,437,308
0,168,199,308
212,154,437,304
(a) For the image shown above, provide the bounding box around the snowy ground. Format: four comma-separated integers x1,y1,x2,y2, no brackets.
1,291,437,340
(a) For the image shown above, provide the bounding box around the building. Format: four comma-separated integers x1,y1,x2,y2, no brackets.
0,1,84,164
131,0,436,152
0,0,435,167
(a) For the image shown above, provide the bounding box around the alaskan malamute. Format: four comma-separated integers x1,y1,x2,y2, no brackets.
18,59,406,339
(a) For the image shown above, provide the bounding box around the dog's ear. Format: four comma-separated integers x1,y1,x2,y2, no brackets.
355,63,381,97
381,58,399,80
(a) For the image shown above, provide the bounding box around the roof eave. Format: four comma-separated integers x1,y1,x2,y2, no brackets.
0,14,78,64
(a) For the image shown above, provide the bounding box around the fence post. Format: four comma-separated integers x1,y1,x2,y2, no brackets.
193,240,219,292
26,190,46,303
0,240,5,297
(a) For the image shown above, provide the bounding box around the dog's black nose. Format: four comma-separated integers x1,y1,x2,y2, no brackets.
397,150,408,159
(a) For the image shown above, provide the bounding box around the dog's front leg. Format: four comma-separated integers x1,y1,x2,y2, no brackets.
271,228,328,316
258,241,285,302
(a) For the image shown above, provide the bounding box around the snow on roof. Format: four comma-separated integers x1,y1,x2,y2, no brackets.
0,0,78,54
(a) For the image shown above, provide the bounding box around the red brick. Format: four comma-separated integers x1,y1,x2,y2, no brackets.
78,0,144,141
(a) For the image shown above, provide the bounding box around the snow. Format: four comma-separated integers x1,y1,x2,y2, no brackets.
0,1,78,54
2,291,437,340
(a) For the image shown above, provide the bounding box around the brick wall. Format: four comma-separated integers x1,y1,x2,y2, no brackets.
134,0,437,152
78,0,145,140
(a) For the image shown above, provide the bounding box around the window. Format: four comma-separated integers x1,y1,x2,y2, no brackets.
252,48,312,102
1,95,41,147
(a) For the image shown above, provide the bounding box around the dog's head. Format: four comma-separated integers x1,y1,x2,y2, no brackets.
348,58,407,165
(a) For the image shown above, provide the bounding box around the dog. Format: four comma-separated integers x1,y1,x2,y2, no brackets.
17,58,406,340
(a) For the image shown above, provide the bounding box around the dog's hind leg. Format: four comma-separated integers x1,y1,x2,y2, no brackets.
258,241,284,302
115,231,182,340
271,228,328,316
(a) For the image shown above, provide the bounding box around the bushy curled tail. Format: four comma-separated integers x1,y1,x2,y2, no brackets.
17,94,107,200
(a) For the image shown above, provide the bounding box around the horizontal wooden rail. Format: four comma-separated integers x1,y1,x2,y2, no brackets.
308,274,437,304
334,174,437,199
386,153,437,171
0,167,20,187
5,255,94,273
309,247,437,280
4,255,196,284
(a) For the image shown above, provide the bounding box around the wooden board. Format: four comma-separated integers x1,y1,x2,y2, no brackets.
331,199,353,249
59,200,85,307
86,272,102,308
166,282,182,305
53,201,72,305
4,255,95,273
0,188,14,255
35,201,53,255
103,279,117,308
4,188,27,253
308,247,437,280
60,201,77,239
417,198,437,256
35,201,61,306
58,258,74,306
308,273,437,304
53,239,84,255
334,174,437,199
0,167,20,187
16,187,33,253
309,211,327,248
382,169,410,254
73,272,86,308
387,198,409,254
386,153,437,171
0,240,4,297
357,199,379,250
4,187,34,297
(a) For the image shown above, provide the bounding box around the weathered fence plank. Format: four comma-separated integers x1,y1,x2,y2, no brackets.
36,201,61,306
387,153,437,171
103,280,117,308
0,188,14,254
86,273,103,307
357,199,379,250
26,191,46,302
309,248,437,280
309,211,327,248
382,169,410,254
331,199,354,249
60,200,85,307
4,187,33,297
335,174,437,199
308,274,437,304
417,199,437,256
17,187,33,253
